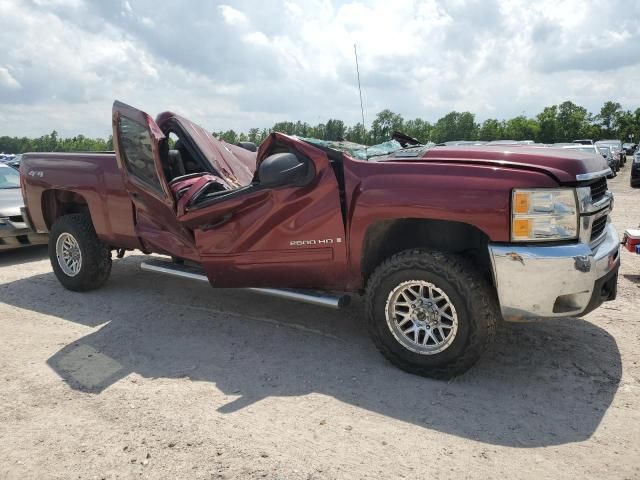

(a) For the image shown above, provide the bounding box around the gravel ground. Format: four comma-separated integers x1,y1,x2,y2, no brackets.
1,164,639,480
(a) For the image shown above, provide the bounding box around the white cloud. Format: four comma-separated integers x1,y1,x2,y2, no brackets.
0,0,638,138
218,5,249,26
243,31,270,46
0,67,20,89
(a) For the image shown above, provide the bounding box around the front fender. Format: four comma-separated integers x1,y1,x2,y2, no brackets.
343,160,559,289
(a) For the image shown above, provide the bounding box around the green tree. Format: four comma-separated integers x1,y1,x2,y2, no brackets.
215,130,238,144
597,101,622,137
371,109,404,143
556,101,590,142
478,118,503,141
345,123,368,144
247,128,261,144
503,115,540,141
308,123,326,139
403,118,432,143
325,119,346,141
536,106,558,144
271,121,296,135
431,111,477,143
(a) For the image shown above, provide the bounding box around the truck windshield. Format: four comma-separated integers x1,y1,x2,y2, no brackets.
0,166,20,189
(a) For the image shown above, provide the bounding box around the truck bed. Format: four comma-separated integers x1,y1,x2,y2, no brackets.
21,152,141,249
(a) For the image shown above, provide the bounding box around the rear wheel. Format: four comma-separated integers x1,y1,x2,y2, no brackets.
49,214,112,291
365,249,498,379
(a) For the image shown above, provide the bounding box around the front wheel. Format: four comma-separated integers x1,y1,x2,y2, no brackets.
365,249,498,379
49,214,112,291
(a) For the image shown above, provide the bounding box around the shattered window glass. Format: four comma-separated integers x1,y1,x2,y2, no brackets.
118,115,162,191
297,137,434,160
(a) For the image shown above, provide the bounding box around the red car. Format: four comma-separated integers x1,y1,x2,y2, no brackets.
20,101,620,378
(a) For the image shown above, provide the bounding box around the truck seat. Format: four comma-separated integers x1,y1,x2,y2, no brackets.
169,173,227,202
167,149,186,179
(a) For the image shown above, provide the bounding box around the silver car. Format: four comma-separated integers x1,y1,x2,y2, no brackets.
596,140,624,168
555,144,616,179
0,163,48,251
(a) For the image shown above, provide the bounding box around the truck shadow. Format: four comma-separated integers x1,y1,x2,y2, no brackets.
0,255,622,448
0,245,48,267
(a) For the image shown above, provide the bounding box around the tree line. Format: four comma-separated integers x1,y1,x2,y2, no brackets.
1,100,638,154
0,131,113,154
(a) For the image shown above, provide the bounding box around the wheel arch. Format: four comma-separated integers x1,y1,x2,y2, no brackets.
360,218,493,287
42,189,91,230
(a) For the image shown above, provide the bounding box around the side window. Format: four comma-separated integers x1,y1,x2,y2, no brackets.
118,115,162,191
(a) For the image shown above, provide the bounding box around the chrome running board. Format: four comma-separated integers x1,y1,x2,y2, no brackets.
140,258,350,309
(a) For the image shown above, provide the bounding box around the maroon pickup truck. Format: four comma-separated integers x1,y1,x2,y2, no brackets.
20,101,620,378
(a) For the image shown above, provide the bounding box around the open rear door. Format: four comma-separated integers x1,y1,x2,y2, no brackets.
112,101,197,260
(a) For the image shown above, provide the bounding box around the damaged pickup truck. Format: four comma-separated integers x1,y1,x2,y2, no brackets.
20,101,620,378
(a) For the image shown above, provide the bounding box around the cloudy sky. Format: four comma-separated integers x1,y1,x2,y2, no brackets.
1,0,639,137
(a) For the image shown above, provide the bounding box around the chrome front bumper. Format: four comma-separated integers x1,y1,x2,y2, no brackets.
489,224,620,320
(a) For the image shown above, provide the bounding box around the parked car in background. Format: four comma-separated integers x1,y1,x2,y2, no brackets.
3,154,21,170
631,149,640,188
623,143,637,155
558,144,600,154
597,145,618,177
557,144,615,178
573,139,594,145
0,163,48,251
597,140,625,166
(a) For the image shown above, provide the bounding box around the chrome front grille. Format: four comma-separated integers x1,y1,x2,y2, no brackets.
590,215,607,242
589,177,607,203
576,175,612,245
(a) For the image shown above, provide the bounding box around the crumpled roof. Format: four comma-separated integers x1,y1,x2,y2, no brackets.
297,137,405,160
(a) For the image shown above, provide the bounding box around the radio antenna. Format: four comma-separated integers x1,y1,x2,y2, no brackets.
354,43,366,133
354,43,368,157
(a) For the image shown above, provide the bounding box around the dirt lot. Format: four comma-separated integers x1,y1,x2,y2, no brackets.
1,166,639,480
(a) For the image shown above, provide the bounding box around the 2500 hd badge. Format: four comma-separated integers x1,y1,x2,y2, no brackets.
290,238,343,246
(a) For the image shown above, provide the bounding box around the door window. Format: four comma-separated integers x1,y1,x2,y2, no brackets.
118,115,162,192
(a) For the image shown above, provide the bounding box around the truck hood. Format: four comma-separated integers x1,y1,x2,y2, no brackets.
0,188,22,217
378,145,609,183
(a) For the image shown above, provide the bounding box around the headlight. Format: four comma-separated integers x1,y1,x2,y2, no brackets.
511,188,578,242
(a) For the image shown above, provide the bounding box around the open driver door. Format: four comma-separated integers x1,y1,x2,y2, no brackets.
112,101,197,260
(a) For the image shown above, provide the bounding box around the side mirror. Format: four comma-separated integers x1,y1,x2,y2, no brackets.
258,152,313,188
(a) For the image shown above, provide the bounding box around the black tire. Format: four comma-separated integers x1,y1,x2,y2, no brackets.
49,214,112,291
365,249,498,379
